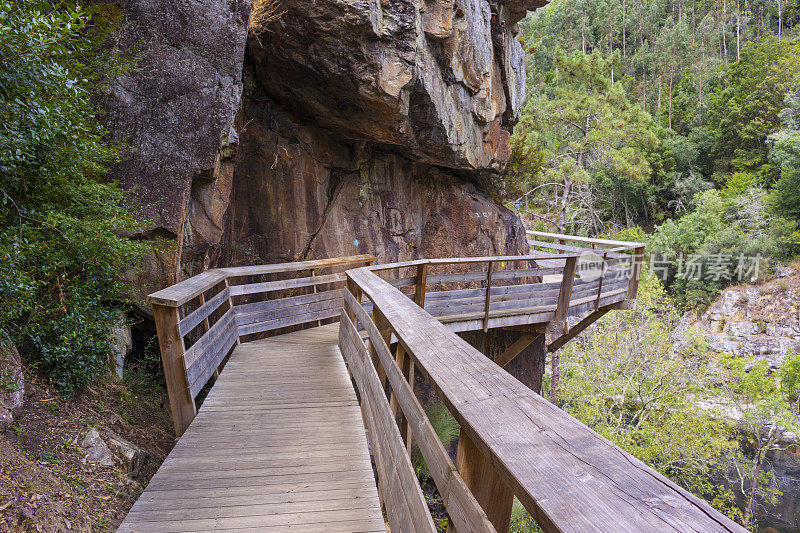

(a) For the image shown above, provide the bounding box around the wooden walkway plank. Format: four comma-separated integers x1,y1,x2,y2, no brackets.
118,324,384,533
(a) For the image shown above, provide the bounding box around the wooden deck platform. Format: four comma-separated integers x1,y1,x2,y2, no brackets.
117,324,385,533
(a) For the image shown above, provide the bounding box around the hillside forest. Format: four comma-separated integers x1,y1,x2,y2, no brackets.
505,0,800,530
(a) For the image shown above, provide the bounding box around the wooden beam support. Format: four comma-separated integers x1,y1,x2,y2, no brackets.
454,428,514,533
153,304,196,437
547,306,614,353
494,332,541,368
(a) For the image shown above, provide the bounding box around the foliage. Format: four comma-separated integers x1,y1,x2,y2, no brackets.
411,402,460,483
556,271,746,524
509,499,544,533
780,352,800,413
0,1,147,393
645,187,796,308
722,357,799,527
509,50,657,233
708,34,800,178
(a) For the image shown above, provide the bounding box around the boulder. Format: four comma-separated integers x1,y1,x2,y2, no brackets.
80,428,115,468
0,332,23,428
99,0,541,291
106,431,147,477
98,0,253,291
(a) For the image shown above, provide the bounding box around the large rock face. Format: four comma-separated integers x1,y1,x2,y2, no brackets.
247,0,539,172
99,0,252,287
217,85,525,268
101,0,541,290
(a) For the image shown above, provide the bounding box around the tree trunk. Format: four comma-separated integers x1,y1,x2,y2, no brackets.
558,178,572,233
657,72,662,126
723,0,729,64
623,0,627,56
736,0,741,61
668,67,674,129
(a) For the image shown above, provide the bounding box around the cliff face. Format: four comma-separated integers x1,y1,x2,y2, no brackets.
101,0,540,294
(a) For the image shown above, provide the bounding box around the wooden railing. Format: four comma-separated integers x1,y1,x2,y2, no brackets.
146,255,376,436
340,261,747,533
368,233,644,341
145,238,747,532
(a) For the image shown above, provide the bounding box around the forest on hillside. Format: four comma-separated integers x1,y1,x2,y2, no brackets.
509,0,800,304
506,1,800,530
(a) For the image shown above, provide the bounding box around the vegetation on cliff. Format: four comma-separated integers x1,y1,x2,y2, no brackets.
0,1,146,393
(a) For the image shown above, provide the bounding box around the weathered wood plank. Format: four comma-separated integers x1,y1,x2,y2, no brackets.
340,312,437,532
119,324,384,533
343,292,496,533
236,307,341,337
228,272,346,297
178,286,230,337
346,267,745,533
148,270,228,308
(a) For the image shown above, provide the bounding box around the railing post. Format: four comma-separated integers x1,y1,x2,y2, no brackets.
414,262,428,308
627,245,645,300
547,255,577,404
152,303,196,437
453,429,514,533
483,261,495,332
594,251,608,311
371,308,391,386
547,255,577,342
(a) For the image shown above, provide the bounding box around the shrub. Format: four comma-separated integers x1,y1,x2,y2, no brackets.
0,1,147,393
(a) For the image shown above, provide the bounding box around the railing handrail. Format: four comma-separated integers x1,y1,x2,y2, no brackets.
147,254,377,307
527,229,646,249
342,265,747,533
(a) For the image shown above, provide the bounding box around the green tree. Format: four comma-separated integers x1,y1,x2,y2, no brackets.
708,34,800,179
0,1,147,393
723,357,799,529
516,50,657,232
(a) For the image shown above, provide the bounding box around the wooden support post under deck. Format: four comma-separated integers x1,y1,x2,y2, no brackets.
152,304,196,437
454,428,514,533
494,332,541,368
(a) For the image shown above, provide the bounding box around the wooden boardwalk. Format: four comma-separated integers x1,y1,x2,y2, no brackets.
118,324,385,533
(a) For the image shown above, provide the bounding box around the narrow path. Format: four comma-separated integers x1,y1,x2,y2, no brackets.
117,324,384,533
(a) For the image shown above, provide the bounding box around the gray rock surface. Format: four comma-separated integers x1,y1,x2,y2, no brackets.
0,332,23,428
99,0,252,295
106,431,147,476
80,428,115,468
109,312,132,379
677,274,800,367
